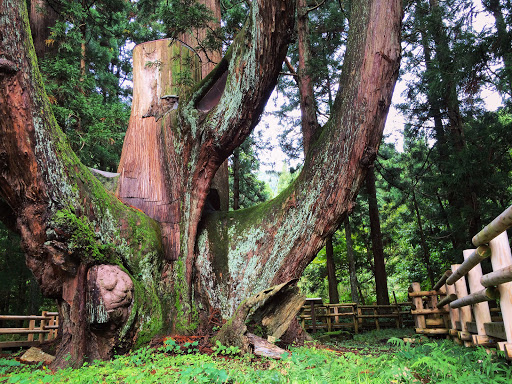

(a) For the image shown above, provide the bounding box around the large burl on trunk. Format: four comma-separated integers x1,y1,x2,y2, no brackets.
0,0,402,367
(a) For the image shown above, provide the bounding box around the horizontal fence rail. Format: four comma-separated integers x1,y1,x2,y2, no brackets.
0,311,59,350
298,300,414,333
410,204,512,359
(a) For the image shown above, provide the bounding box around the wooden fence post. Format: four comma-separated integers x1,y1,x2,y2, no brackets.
463,249,493,346
353,304,359,334
39,311,47,343
27,319,35,342
451,264,473,347
393,291,402,328
409,282,426,330
489,231,512,358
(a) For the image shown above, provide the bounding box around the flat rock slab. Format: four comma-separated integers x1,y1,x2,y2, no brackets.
247,333,288,359
19,347,55,364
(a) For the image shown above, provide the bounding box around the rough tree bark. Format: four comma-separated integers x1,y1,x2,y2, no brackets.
0,0,402,367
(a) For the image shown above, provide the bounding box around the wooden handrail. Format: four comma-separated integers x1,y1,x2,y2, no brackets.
0,311,59,350
473,205,512,246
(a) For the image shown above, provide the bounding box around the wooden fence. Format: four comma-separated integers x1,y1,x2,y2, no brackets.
0,311,59,350
298,298,414,333
410,204,512,359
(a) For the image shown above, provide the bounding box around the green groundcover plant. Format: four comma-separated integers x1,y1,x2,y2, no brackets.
1,330,511,383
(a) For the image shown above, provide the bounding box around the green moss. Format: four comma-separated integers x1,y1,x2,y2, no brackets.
52,208,117,264
132,278,164,348
170,259,198,334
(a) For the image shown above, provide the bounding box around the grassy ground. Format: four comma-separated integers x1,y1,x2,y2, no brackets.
1,328,511,383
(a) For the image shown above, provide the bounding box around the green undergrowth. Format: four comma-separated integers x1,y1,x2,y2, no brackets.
1,330,511,383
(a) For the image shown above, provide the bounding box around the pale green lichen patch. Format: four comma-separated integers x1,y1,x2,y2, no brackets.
87,300,109,324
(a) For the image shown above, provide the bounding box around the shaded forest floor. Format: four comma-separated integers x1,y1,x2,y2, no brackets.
1,328,511,383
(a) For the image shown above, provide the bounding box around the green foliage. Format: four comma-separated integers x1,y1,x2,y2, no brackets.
275,0,349,159
384,339,512,383
229,133,273,210
39,0,133,172
160,338,199,355
211,340,240,356
2,331,512,383
0,221,52,317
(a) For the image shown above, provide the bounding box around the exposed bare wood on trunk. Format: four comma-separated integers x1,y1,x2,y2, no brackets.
116,40,201,260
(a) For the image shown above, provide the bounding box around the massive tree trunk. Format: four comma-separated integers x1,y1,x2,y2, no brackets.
0,0,402,367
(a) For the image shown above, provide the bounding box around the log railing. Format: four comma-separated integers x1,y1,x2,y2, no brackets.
0,311,59,350
410,204,512,358
298,299,414,333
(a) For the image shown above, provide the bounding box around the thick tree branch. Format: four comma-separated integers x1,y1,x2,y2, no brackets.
196,0,402,316
176,0,296,284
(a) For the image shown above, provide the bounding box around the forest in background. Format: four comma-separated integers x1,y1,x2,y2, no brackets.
1,0,511,314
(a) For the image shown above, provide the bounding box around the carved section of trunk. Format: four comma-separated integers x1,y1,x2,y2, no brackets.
116,40,201,260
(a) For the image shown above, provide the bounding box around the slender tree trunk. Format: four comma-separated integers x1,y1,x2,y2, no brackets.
29,0,58,59
483,0,512,95
325,234,339,304
297,0,319,154
418,0,480,247
232,148,240,210
344,217,359,304
366,167,389,305
80,20,86,81
412,190,435,287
